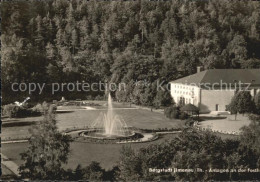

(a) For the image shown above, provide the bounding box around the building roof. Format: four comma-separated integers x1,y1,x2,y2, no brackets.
171,69,260,87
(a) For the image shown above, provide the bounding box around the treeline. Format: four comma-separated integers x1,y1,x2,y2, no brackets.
2,0,260,104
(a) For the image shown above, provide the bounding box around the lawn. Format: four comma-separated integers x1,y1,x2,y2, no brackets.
1,102,184,140
56,108,184,131
1,134,178,171
1,117,42,140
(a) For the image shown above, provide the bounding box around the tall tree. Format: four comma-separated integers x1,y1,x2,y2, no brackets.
228,91,256,120
19,104,72,180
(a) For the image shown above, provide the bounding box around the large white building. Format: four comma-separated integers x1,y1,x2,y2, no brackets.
170,68,260,113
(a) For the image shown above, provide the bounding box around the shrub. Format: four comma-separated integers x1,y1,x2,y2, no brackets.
32,102,56,114
32,102,47,113
179,112,189,120
254,92,260,114
2,104,39,118
170,109,179,119
164,105,180,119
3,103,43,118
185,118,194,126
3,104,21,118
95,95,104,100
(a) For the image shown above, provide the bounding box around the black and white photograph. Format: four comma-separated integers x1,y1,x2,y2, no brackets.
1,0,260,181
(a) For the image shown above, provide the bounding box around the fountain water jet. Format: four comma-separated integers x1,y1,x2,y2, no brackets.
89,93,131,138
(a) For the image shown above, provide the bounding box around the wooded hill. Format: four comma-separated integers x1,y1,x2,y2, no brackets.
1,0,260,105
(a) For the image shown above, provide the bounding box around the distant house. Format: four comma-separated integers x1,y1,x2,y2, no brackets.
170,67,260,113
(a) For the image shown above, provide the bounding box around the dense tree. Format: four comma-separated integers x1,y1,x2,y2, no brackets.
1,0,260,105
63,162,118,181
240,114,260,154
117,145,143,181
118,129,260,181
153,89,173,108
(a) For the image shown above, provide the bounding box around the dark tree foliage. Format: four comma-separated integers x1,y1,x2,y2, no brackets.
164,105,181,119
1,0,260,104
240,114,260,154
118,129,260,181
254,92,260,114
227,91,256,119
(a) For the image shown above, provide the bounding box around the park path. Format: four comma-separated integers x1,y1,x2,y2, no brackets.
1,153,20,176
1,140,28,144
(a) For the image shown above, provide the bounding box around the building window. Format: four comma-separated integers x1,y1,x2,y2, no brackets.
179,97,185,105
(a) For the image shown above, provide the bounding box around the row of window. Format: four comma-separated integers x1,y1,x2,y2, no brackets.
173,84,195,90
178,97,192,104
173,90,194,96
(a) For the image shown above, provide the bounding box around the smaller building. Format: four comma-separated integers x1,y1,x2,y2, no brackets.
170,68,260,113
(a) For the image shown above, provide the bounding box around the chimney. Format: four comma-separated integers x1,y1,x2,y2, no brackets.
197,66,203,73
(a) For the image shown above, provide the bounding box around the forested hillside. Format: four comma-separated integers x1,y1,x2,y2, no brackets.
1,0,260,104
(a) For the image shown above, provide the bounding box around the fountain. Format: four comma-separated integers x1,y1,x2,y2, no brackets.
64,93,157,143
83,93,134,139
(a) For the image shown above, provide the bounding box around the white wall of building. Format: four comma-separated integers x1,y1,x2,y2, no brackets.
171,82,259,113
200,89,236,113
170,83,200,106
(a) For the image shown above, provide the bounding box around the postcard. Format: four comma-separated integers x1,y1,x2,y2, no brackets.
1,0,260,181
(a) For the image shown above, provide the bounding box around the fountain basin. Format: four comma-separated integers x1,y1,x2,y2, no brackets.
80,129,137,140
65,128,158,144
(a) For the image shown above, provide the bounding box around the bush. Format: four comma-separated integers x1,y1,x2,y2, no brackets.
254,92,260,114
179,112,189,120
170,109,179,119
3,104,41,118
164,105,180,119
32,102,48,113
95,95,104,100
3,104,22,118
32,102,57,114
86,95,94,100
3,103,45,118
185,118,194,126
